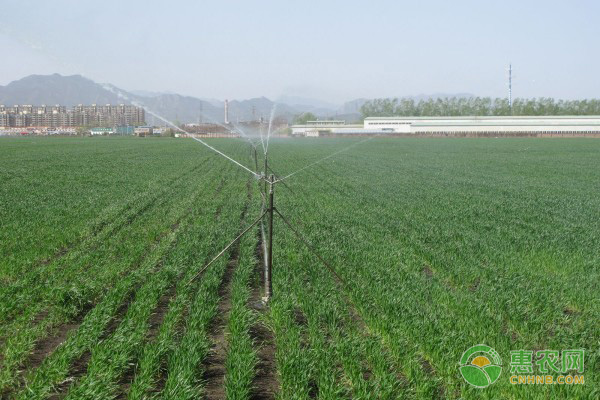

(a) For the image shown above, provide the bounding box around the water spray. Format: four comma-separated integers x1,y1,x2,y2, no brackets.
188,132,376,304
101,84,260,179
276,136,375,183
264,103,278,155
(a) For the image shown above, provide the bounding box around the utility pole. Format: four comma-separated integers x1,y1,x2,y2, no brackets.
264,174,274,302
508,64,513,115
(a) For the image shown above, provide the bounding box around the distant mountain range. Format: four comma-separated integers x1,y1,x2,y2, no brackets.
0,74,123,107
0,74,474,124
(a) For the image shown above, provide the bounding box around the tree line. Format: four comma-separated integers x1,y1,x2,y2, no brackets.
360,97,600,118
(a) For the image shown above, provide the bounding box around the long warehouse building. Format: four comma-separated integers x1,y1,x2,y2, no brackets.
363,116,600,135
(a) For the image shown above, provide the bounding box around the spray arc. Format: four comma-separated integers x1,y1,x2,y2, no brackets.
187,133,376,305
103,83,374,304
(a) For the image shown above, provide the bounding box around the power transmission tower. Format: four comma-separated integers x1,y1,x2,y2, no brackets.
508,64,513,115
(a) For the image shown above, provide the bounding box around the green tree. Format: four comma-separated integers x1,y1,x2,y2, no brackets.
360,96,600,118
293,112,317,125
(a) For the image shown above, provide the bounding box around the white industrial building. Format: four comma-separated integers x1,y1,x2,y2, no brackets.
291,120,361,136
363,116,600,135
290,116,600,137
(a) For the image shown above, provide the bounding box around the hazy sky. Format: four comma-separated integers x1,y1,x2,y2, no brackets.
0,0,598,104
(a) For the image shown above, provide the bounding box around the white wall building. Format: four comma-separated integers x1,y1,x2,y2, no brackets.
291,116,600,137
364,116,600,135
291,120,362,136
134,126,154,136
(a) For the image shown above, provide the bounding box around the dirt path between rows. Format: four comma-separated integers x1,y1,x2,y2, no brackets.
248,229,278,400
202,179,252,399
201,250,238,399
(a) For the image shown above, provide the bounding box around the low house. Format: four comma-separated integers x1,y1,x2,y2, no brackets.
134,126,153,137
89,127,114,135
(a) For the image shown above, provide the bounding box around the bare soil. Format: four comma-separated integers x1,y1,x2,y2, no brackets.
202,179,252,400
201,254,237,400
249,229,278,400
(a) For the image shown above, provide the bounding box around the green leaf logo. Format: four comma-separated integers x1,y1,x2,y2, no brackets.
459,344,502,388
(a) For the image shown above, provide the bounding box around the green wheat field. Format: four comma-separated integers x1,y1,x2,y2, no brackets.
0,136,598,399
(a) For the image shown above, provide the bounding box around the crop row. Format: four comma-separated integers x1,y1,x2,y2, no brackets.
266,138,598,399
0,138,260,398
0,159,219,393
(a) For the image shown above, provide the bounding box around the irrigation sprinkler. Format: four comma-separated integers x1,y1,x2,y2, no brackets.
103,83,361,306
188,136,375,307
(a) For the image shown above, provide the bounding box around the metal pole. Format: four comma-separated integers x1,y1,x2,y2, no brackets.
263,154,268,197
254,147,259,173
264,174,274,302
508,64,513,115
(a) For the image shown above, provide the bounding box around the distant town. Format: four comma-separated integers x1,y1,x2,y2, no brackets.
0,103,290,137
0,104,147,135
0,104,145,126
